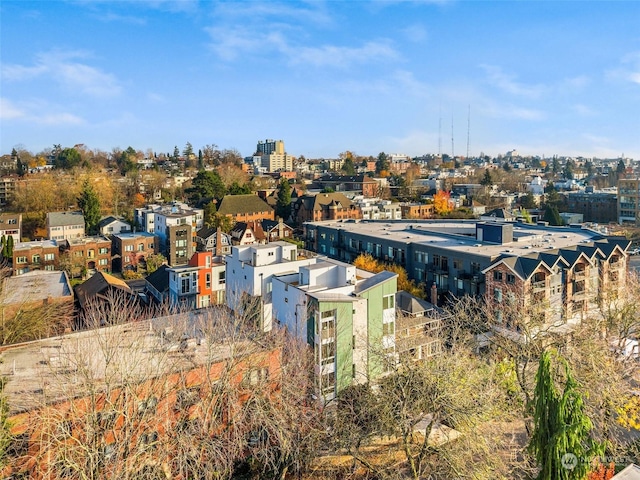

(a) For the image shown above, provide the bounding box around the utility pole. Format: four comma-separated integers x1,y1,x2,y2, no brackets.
466,105,471,159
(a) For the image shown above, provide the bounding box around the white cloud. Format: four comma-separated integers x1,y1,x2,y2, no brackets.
38,112,85,126
606,51,640,85
0,98,26,120
1,50,122,97
290,41,398,67
479,64,546,98
211,2,332,27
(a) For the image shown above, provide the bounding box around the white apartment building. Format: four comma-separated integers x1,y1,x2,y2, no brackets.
352,196,402,220
135,203,204,248
46,211,85,241
225,242,317,331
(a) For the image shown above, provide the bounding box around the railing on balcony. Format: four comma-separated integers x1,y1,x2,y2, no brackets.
531,280,546,292
573,271,587,281
572,289,587,300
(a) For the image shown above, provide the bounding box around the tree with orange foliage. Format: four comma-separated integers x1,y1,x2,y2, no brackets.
587,461,615,480
433,190,453,215
354,253,425,298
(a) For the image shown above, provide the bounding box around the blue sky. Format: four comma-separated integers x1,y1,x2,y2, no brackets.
1,0,639,159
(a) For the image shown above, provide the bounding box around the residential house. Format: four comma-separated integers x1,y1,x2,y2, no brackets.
168,251,226,309
73,271,138,314
59,236,112,278
293,192,362,225
111,232,159,273
166,223,193,266
145,264,171,304
97,216,132,236
395,290,449,361
0,212,21,243
47,211,85,241
195,226,232,255
134,203,204,256
313,174,380,197
260,219,295,243
216,194,275,224
230,221,265,246
12,240,59,276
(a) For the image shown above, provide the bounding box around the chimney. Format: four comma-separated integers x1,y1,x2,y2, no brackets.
215,227,223,256
431,282,438,306
278,217,284,239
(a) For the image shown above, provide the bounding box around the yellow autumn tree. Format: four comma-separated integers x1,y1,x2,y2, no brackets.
433,190,453,215
354,253,425,298
617,395,640,430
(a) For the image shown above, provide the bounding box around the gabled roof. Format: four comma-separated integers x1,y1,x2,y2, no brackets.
74,272,133,309
537,251,571,270
145,264,170,294
217,194,273,216
47,211,84,227
594,238,628,258
230,221,266,242
97,216,128,228
298,192,355,211
396,290,439,316
484,254,552,281
557,248,591,268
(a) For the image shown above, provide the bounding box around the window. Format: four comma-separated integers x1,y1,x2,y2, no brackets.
205,273,211,289
16,256,27,264
125,244,133,252
44,253,55,261
99,247,108,254
493,271,503,281
321,371,335,394
138,243,144,251
218,271,225,284
87,249,95,258
245,367,269,386
321,342,335,361
148,243,154,249
494,288,503,303
32,254,40,264
176,239,187,247
506,273,516,284
181,277,190,294
383,321,395,336
99,258,108,266
383,294,394,310
453,258,463,269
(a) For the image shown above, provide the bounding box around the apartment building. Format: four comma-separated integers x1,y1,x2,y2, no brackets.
271,260,397,401
1,317,281,479
313,174,380,197
352,196,402,220
293,192,363,224
256,139,294,172
168,251,226,309
59,235,112,277
226,242,318,331
195,226,232,255
134,203,204,257
12,240,59,275
111,232,159,272
216,194,275,224
618,177,640,224
399,202,435,219
0,212,21,243
303,219,630,308
482,236,629,337
0,176,16,206
47,211,85,241
565,188,618,224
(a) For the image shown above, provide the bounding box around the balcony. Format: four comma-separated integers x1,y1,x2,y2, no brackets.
573,271,587,281
531,281,546,292
572,289,587,300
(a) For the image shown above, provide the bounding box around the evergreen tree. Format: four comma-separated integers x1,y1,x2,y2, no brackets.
78,180,101,235
529,350,602,480
544,205,563,226
173,146,180,161
6,236,14,258
183,142,194,159
341,157,356,175
375,152,389,174
276,179,292,220
186,170,226,206
0,235,5,258
198,149,204,170
617,159,626,177
480,169,493,187
203,200,217,228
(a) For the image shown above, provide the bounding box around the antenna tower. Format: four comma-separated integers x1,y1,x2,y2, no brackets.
451,114,454,158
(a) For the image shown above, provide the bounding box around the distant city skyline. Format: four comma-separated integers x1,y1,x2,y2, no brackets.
1,1,639,159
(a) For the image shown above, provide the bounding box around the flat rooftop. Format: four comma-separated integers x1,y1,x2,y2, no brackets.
3,271,72,304
0,310,272,414
307,220,601,259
